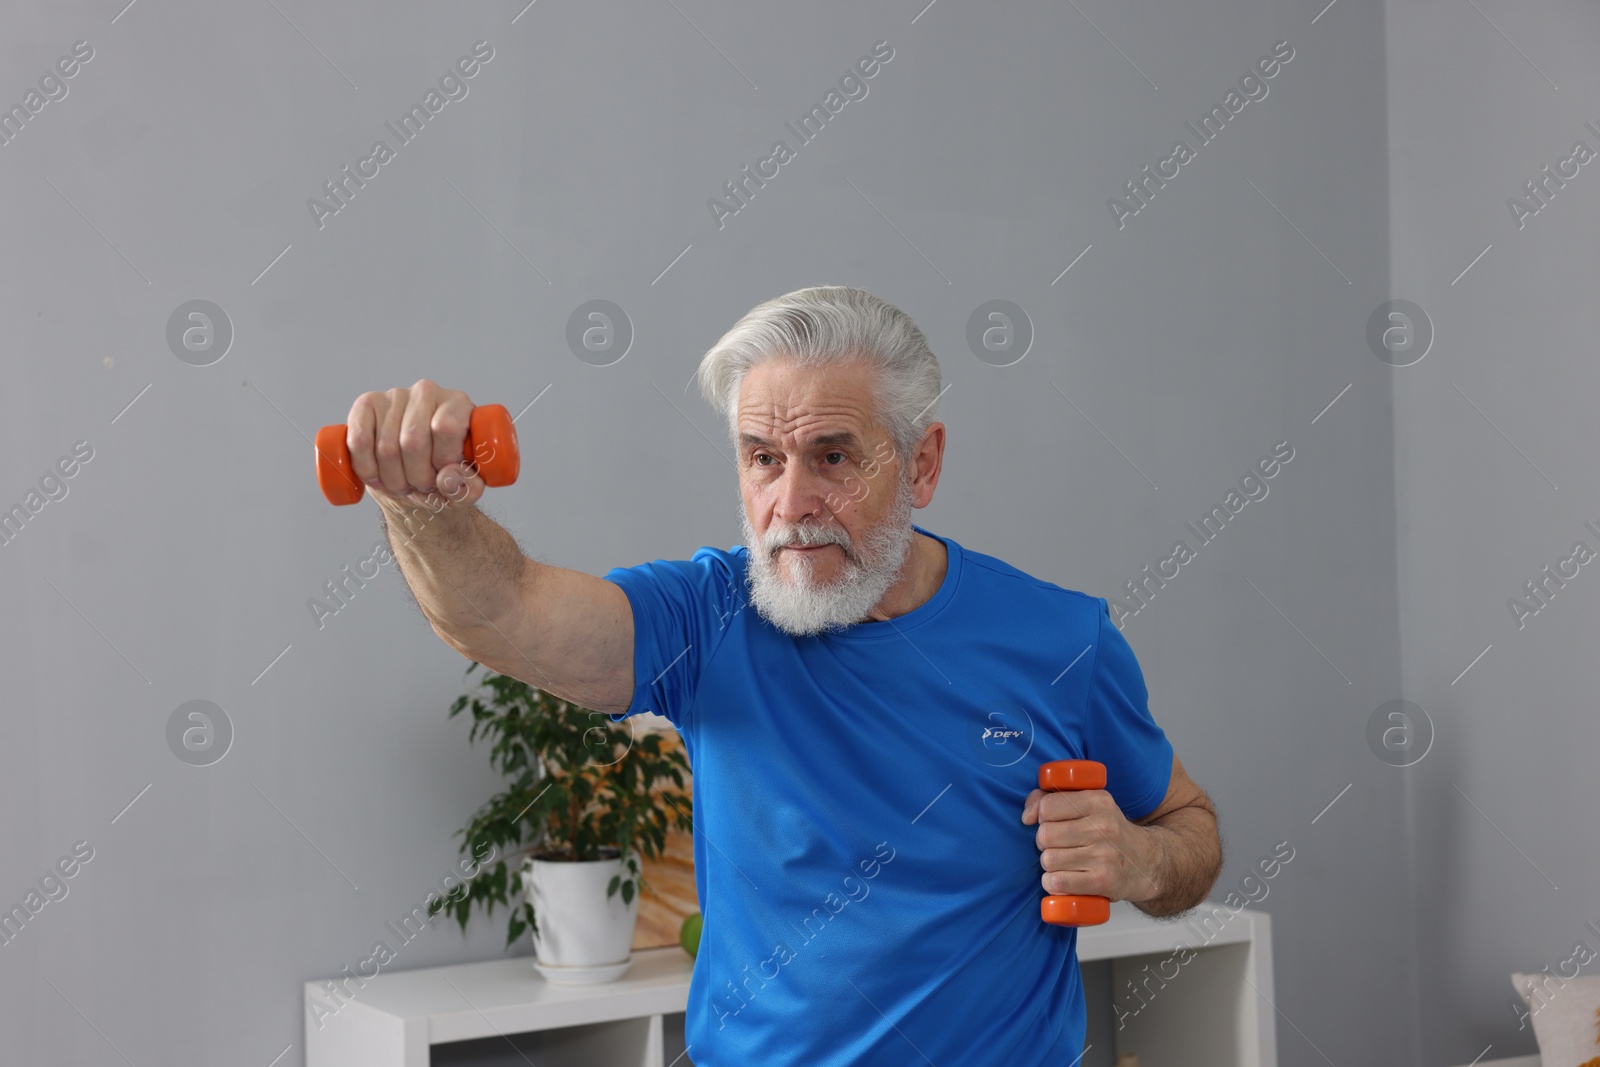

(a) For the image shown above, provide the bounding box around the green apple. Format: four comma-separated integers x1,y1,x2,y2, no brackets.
679,912,702,957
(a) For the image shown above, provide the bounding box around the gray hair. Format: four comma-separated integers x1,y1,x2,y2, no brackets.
695,285,943,463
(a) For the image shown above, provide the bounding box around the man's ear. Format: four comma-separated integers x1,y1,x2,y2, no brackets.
910,422,946,507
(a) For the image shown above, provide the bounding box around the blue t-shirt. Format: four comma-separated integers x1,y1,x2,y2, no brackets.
602,524,1173,1066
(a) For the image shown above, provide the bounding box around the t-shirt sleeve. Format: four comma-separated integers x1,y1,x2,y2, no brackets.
601,548,742,731
1084,596,1175,822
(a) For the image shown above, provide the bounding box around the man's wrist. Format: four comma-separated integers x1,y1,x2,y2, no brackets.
375,488,473,545
1124,822,1168,907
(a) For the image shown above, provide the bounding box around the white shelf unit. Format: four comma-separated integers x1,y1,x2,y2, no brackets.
305,901,1276,1066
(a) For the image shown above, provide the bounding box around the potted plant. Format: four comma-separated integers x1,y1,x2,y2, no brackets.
429,662,693,985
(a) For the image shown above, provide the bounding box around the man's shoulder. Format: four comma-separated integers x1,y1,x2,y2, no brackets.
603,542,748,596
691,542,748,565
953,536,1102,613
611,542,746,569
688,543,750,588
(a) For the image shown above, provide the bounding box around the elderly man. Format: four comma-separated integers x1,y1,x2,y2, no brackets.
343,285,1221,1066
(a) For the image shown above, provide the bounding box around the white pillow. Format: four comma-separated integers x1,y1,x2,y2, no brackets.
1511,971,1600,1067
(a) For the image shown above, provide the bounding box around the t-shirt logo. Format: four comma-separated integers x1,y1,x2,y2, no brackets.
968,702,1036,767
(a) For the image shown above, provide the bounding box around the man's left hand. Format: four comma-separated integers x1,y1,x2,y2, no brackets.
1020,786,1162,905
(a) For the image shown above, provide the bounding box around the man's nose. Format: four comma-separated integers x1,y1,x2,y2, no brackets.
771,463,833,532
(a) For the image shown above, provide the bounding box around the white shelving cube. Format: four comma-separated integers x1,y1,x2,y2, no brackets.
305,901,1275,1066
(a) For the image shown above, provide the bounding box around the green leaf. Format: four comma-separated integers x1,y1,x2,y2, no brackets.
438,662,692,947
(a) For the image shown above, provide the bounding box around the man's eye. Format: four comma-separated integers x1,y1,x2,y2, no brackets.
824,452,846,465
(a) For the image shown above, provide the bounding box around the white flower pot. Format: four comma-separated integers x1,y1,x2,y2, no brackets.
523,852,639,984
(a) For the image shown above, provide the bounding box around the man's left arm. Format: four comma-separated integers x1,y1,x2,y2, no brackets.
1021,753,1222,918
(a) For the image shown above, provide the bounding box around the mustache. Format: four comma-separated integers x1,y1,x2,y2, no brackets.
766,523,851,555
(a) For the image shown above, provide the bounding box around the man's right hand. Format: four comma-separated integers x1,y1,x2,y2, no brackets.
345,379,487,507
346,377,637,715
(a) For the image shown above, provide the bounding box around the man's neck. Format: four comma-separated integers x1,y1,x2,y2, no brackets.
862,531,948,623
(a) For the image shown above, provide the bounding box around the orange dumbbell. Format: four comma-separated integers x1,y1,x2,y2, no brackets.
1038,759,1111,927
314,403,521,506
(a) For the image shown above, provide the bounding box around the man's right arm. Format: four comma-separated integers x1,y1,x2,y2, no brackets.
347,379,636,714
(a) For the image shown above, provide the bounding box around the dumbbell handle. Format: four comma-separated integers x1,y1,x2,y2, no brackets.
1038,759,1111,927
314,403,521,506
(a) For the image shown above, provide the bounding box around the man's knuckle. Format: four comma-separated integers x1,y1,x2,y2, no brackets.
432,413,468,439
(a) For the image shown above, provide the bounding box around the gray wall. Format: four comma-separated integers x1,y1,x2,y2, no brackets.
0,0,1540,1063
1385,0,1600,1063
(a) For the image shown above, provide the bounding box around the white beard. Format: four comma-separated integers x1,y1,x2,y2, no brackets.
739,472,918,637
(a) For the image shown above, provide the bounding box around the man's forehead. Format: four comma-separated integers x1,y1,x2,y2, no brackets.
736,401,876,445
736,358,877,434
738,426,864,449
